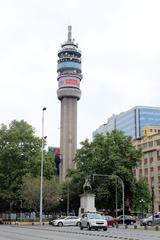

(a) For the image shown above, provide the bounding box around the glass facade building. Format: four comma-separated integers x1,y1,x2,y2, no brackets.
93,106,160,139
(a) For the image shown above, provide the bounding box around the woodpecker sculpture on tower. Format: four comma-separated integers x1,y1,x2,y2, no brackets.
57,26,82,181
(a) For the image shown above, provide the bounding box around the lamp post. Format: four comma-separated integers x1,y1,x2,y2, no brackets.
57,197,64,216
115,178,118,218
139,199,145,218
40,107,47,225
20,200,23,223
151,185,154,226
67,181,70,216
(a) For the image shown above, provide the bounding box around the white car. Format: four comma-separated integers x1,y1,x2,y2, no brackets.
80,212,108,231
52,216,80,227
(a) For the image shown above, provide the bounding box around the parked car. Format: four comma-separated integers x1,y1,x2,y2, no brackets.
140,214,160,226
80,212,108,231
103,215,118,227
0,218,4,224
51,216,80,227
49,215,58,225
116,215,136,225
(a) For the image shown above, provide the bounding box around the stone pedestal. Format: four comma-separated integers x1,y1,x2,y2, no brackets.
79,194,96,215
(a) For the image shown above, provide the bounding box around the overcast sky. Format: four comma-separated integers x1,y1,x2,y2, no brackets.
0,0,160,148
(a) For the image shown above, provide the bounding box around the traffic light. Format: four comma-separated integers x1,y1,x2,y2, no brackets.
54,148,60,176
48,147,61,176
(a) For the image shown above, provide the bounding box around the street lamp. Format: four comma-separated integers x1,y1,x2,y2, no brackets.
67,181,70,216
40,107,47,225
151,185,155,225
115,179,118,218
139,199,145,218
20,200,23,223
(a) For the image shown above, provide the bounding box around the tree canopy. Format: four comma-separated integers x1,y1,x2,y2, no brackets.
22,176,62,213
68,130,143,212
132,178,151,214
0,120,56,212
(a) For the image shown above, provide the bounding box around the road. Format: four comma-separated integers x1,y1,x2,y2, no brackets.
0,224,160,240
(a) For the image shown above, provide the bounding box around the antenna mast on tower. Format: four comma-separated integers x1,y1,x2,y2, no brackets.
68,25,72,41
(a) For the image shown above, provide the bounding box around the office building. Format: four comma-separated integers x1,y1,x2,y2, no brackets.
93,106,160,139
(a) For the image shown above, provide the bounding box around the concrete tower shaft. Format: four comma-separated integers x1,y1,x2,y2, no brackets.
57,26,82,181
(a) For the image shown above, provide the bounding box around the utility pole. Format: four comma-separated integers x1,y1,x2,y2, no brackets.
139,199,145,218
151,186,154,225
20,200,23,223
115,179,118,218
40,107,47,225
67,181,70,216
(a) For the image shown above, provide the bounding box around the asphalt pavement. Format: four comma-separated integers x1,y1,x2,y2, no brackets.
0,224,160,240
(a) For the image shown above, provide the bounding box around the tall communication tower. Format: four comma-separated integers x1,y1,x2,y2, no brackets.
57,26,82,181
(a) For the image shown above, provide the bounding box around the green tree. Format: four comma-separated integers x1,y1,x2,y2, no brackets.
22,177,62,212
0,120,55,212
132,178,151,214
68,130,142,212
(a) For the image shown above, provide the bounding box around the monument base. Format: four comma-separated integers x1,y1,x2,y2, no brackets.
79,193,96,215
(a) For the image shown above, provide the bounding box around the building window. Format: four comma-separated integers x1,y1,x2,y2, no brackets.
144,158,148,165
150,167,154,177
148,141,153,148
144,168,148,175
144,153,148,159
143,143,148,149
148,151,154,157
158,166,160,176
150,157,153,163
150,129,153,132
157,151,160,160
151,176,154,184
156,140,160,146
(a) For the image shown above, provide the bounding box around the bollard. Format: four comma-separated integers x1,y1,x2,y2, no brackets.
125,224,128,229
116,224,119,228
155,225,159,231
42,222,45,226
144,225,148,230
32,222,35,226
134,225,137,229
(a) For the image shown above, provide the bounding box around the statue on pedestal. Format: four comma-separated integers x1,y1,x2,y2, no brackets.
83,177,92,194
79,177,96,215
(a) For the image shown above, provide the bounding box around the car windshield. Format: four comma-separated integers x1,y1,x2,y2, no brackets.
88,213,103,219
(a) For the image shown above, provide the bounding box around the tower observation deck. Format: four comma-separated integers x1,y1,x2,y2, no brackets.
57,26,82,181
